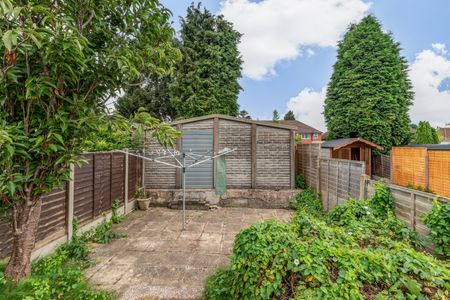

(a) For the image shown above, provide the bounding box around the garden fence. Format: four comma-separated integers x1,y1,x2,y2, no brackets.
296,146,450,235
0,151,142,258
372,153,391,179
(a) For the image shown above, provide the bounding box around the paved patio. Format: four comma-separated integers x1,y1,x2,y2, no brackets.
85,207,293,300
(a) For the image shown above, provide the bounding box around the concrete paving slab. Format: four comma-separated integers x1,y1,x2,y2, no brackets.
86,207,292,299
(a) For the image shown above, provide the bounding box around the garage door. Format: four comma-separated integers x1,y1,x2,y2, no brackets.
182,129,214,188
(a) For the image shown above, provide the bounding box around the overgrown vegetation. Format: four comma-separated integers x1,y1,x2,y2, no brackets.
205,183,450,299
295,174,307,189
425,200,450,259
0,207,125,299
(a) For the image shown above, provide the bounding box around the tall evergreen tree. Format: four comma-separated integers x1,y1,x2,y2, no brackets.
272,110,280,121
115,74,175,121
171,3,242,118
324,15,413,152
416,121,439,144
284,110,296,120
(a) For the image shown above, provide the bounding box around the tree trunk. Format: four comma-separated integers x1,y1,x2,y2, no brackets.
5,197,42,281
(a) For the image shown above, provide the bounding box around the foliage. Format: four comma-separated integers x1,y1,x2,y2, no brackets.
171,3,242,118
238,110,252,120
283,110,296,120
272,110,280,121
324,15,413,153
115,73,177,121
369,180,395,216
134,187,146,199
0,216,125,299
0,0,180,280
406,183,433,194
425,200,450,258
294,133,302,145
289,188,323,216
415,121,440,144
110,200,124,224
294,174,307,189
204,184,450,299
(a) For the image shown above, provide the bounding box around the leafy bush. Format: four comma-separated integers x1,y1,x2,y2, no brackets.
111,200,124,224
425,200,450,258
295,174,307,189
370,181,395,216
289,188,322,215
0,214,125,299
205,185,449,299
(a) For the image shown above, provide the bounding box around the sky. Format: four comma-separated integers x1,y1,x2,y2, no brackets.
161,0,450,131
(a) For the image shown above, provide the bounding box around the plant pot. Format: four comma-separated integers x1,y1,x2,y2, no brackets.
137,198,151,210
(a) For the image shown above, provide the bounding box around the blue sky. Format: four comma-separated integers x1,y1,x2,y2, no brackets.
161,0,450,131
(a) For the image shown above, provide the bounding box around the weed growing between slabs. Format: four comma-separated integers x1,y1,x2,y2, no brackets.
205,183,450,299
0,200,125,300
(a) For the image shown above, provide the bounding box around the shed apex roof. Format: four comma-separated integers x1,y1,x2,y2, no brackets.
321,138,383,150
170,114,296,130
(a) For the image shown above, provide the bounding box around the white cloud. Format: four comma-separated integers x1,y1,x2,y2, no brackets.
431,43,447,55
287,87,327,131
219,0,371,79
409,44,450,127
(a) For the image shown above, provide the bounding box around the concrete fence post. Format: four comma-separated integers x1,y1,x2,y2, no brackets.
410,193,416,230
359,174,369,200
67,163,75,241
124,149,129,214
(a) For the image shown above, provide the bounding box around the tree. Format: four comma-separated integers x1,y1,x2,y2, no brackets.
115,74,176,121
324,15,413,152
0,0,179,281
238,110,251,119
416,121,439,144
171,3,242,118
284,110,296,120
272,110,280,121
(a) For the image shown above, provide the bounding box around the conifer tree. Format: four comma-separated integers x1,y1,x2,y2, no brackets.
416,121,439,144
284,110,296,120
324,15,413,152
171,3,242,118
272,110,280,121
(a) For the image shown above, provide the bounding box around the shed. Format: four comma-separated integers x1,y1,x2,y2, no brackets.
321,138,383,175
142,115,298,208
392,144,450,198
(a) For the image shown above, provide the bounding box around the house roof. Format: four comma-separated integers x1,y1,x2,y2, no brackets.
401,144,450,150
260,120,322,134
321,138,383,150
170,114,296,130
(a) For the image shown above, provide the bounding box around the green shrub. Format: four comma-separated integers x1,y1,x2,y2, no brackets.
289,188,323,215
370,181,395,216
295,174,307,189
0,215,124,299
205,184,448,299
425,200,450,258
111,199,124,224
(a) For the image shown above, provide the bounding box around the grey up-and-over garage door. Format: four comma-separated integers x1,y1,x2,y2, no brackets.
182,129,213,188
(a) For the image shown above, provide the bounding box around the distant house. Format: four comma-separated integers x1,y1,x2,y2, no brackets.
438,125,450,141
262,120,323,143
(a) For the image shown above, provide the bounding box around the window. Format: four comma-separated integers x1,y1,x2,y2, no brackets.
303,133,311,139
313,133,319,139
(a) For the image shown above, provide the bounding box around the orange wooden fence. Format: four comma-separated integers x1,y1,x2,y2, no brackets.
392,147,450,198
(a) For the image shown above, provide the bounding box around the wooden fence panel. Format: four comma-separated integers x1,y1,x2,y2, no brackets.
296,143,321,192
319,158,365,210
366,180,449,235
111,153,126,204
74,154,95,224
0,151,140,257
372,154,391,179
392,147,427,188
428,150,450,198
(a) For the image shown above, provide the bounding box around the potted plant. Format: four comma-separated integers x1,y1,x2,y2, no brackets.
134,187,150,210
